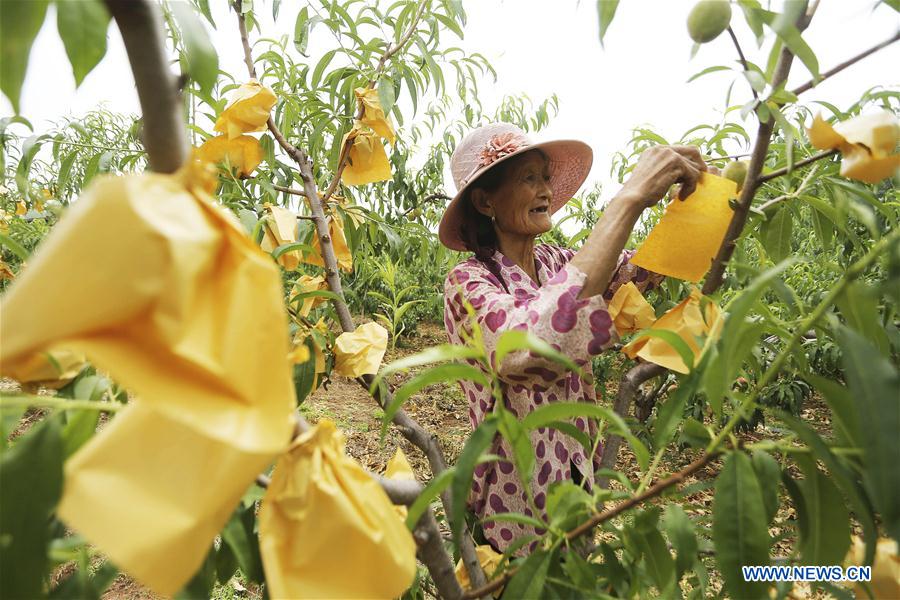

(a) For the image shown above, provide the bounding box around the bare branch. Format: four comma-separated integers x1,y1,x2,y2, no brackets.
791,30,899,96
756,149,838,185
103,0,187,173
273,184,307,197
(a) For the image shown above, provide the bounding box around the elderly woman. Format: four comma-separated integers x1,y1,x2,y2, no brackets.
440,123,709,552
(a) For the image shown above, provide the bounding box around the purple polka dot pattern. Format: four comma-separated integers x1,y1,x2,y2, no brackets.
443,244,662,554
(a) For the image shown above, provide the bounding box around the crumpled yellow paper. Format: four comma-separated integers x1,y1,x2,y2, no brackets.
608,282,656,335
341,123,392,186
807,111,900,183
455,544,504,595
258,419,416,599
631,173,737,283
843,535,900,600
0,172,295,596
334,322,388,378
292,274,328,316
355,87,396,143
303,212,353,272
384,447,415,520
214,79,277,139
11,348,86,390
260,204,300,270
197,134,263,177
622,287,721,374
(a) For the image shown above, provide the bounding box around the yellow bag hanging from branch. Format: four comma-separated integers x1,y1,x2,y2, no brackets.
259,204,301,270
303,212,353,272
843,536,900,600
341,123,392,186
807,111,900,183
355,87,396,143
0,171,296,596
214,79,277,139
334,322,388,377
455,545,504,596
631,173,737,283
258,419,416,599
11,348,87,390
292,274,328,316
197,134,263,178
622,287,722,374
607,282,656,335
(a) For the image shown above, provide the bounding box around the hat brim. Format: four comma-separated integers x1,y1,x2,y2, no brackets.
438,140,593,251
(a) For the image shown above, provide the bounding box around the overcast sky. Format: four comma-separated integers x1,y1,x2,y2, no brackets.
2,0,898,203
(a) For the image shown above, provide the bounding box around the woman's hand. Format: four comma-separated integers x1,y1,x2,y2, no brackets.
618,145,710,211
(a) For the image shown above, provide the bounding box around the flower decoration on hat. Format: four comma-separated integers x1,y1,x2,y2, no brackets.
462,131,530,185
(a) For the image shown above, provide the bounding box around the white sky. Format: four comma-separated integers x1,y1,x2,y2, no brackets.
2,0,898,204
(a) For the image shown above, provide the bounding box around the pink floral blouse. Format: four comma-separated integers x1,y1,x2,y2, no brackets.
443,244,661,552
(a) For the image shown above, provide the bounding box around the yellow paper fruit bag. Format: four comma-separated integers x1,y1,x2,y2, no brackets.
334,322,388,378
355,87,396,143
260,204,300,270
622,287,721,374
11,348,87,390
259,419,416,599
303,212,353,272
292,274,328,316
214,79,277,139
455,544,504,595
807,111,900,183
197,134,263,177
607,282,656,335
842,535,900,600
341,123,392,186
631,173,737,283
0,173,295,596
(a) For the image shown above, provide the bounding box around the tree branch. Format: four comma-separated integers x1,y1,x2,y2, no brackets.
273,184,307,197
318,0,430,204
232,2,486,591
756,148,838,185
463,450,721,599
103,0,187,173
728,26,760,104
790,30,900,96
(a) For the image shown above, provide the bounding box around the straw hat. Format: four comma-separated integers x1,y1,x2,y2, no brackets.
438,123,593,251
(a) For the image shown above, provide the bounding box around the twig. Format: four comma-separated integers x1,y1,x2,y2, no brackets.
702,4,816,295
0,394,124,413
273,184,307,197
318,0,430,205
728,26,760,104
462,451,720,599
232,2,485,592
102,0,187,173
790,31,900,96
756,148,838,184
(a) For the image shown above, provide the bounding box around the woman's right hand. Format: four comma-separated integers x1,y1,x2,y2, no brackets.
618,145,710,211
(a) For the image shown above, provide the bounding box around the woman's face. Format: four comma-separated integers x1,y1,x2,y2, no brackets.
472,151,553,239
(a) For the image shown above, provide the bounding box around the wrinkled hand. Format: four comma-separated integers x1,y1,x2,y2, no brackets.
620,145,710,210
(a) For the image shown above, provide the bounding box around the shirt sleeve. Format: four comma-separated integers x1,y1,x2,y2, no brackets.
554,246,665,301
444,259,616,389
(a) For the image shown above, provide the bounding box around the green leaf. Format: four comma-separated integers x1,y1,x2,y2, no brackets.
502,548,553,600
713,452,770,600
596,0,620,47
763,206,792,262
498,409,534,489
55,0,110,86
803,374,859,449
49,560,118,599
221,505,264,583
214,539,238,585
174,543,216,600
482,511,546,530
293,6,310,55
751,450,780,524
793,454,851,566
546,481,592,530
0,232,30,261
15,133,50,195
838,326,900,541
494,329,582,376
62,409,99,459
686,64,732,83
377,76,396,115
0,416,64,599
0,0,49,113
451,416,498,548
382,363,489,438
652,375,692,449
170,1,218,96
835,282,889,356
292,338,317,406
405,467,455,528
779,412,877,567
632,523,676,594
373,344,482,386
56,151,78,199
663,504,697,578
759,8,819,80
